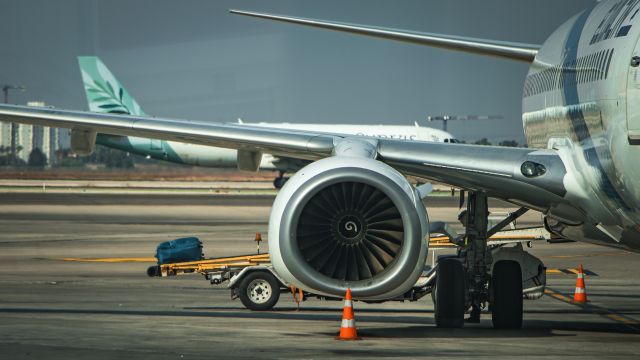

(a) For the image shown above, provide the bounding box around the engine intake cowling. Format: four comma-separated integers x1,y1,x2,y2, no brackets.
268,157,428,300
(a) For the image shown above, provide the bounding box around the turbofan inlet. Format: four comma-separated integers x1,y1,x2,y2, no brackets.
268,156,429,300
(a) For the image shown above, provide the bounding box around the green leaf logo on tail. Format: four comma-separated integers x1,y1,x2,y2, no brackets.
78,56,146,116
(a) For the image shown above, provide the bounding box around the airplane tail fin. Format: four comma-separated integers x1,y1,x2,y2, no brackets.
78,56,146,116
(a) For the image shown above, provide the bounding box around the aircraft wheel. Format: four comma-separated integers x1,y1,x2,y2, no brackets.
273,176,289,189
238,271,280,311
434,258,466,328
491,260,523,329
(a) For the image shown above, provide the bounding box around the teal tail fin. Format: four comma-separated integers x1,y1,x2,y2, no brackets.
78,56,146,116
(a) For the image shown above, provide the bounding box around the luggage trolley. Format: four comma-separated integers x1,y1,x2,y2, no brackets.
148,226,549,311
147,237,294,310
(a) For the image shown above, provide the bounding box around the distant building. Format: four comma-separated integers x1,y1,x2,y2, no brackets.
0,122,10,150
32,124,50,158
16,122,33,162
58,129,70,150
48,127,59,165
1,102,62,165
12,102,61,165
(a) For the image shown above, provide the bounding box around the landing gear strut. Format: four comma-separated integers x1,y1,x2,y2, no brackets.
461,191,491,324
434,191,524,328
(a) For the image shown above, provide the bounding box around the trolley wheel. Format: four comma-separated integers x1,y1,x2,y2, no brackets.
491,260,523,329
238,271,280,311
434,258,466,328
147,266,160,277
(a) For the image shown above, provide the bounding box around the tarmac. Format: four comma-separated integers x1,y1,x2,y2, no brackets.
0,192,638,359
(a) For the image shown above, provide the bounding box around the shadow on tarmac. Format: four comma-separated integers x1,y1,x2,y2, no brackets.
587,293,640,300
1,307,637,334
185,306,434,314
525,309,640,315
337,325,559,339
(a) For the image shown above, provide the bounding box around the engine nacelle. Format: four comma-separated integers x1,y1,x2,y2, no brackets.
268,156,429,300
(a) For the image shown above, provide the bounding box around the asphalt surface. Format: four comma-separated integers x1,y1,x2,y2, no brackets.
0,192,638,359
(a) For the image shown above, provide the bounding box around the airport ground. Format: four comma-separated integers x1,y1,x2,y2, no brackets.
0,190,639,359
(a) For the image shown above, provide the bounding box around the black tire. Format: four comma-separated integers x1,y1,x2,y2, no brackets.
238,271,281,311
273,177,283,189
147,266,160,277
273,176,290,189
491,260,523,329
434,258,466,328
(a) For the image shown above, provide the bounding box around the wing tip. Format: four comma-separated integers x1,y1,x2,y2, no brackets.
229,9,251,15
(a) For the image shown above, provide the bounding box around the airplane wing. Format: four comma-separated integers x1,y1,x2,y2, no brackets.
229,10,540,62
0,104,335,161
0,104,577,219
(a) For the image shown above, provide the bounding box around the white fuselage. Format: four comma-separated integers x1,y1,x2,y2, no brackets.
522,0,640,246
160,123,455,170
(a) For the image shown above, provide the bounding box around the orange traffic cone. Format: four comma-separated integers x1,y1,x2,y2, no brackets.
336,288,361,340
254,233,262,254
573,264,588,303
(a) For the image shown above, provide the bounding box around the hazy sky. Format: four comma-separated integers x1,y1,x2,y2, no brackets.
0,0,591,143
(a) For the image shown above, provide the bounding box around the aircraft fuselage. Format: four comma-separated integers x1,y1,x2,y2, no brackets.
523,0,640,248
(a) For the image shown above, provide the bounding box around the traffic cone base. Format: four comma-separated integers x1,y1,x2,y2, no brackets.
573,264,588,304
336,289,361,340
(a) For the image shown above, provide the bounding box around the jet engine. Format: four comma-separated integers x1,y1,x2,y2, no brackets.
268,156,429,300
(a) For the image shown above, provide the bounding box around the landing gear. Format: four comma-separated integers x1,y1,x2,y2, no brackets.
434,191,526,329
461,191,491,326
273,172,289,189
434,258,466,328
491,260,523,329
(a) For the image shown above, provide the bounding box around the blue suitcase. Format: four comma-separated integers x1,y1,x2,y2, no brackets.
156,237,203,265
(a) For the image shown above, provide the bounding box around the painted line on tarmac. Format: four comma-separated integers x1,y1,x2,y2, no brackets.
0,188,278,196
544,251,632,259
60,257,156,263
545,288,639,332
57,257,599,277
545,268,598,276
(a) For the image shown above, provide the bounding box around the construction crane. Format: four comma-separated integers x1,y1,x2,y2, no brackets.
427,115,503,132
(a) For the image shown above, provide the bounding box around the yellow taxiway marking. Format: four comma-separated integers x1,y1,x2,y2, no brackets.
545,288,639,331
545,251,632,259
58,236,539,262
544,289,574,303
61,257,156,263
605,314,638,326
545,268,597,276
57,258,596,277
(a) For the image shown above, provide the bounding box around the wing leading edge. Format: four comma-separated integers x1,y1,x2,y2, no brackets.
229,10,539,62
